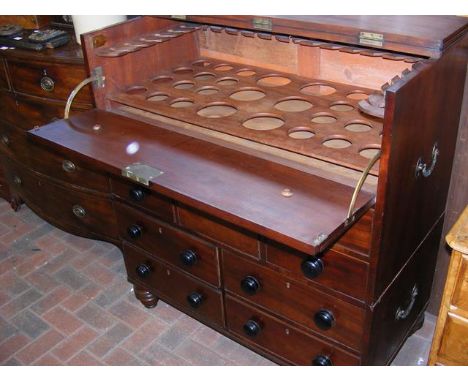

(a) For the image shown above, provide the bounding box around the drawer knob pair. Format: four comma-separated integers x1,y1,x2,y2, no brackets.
301,256,324,279
128,224,143,239
136,263,151,279
241,276,260,295
180,249,198,266
129,187,146,202
187,292,204,308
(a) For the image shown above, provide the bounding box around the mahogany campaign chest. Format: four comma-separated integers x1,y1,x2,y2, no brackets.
1,16,467,365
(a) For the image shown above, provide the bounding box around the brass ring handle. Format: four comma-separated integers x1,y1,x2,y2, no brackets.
415,143,439,178
40,75,55,92
1,134,10,146
62,160,76,173
72,205,86,218
395,284,418,321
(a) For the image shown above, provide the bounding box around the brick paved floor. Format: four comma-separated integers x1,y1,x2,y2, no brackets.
0,199,435,366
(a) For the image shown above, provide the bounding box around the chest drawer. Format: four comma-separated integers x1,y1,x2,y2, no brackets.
437,312,468,365
225,295,360,365
111,177,174,222
3,157,117,241
123,243,224,327
0,122,27,161
116,202,220,287
223,250,365,350
178,205,260,259
8,60,92,103
0,92,89,130
266,242,369,300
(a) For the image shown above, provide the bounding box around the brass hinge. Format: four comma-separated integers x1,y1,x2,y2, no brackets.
122,163,164,186
253,17,272,32
359,31,384,48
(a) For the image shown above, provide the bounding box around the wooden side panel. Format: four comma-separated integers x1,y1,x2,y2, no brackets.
369,36,468,299
81,17,199,109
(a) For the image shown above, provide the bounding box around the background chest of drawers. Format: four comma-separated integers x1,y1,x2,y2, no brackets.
0,32,93,204
1,16,467,365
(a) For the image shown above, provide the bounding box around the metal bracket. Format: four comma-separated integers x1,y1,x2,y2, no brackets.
122,163,164,186
253,17,273,32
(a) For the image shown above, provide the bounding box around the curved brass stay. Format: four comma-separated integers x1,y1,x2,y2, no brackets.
346,149,382,224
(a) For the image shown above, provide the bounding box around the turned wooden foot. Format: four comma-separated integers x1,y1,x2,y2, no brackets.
9,196,23,211
134,286,159,308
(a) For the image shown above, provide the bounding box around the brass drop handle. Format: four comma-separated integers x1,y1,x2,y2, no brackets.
415,143,439,178
395,284,418,321
13,175,22,186
62,160,76,173
72,205,86,218
1,134,9,146
40,72,55,92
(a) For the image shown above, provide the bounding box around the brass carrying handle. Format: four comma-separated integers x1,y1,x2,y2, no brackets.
346,149,381,224
415,143,439,178
395,284,419,320
40,75,55,92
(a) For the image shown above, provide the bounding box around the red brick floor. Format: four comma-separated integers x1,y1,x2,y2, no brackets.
0,199,435,365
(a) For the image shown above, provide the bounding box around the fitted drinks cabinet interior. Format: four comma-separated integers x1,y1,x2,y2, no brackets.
0,16,467,365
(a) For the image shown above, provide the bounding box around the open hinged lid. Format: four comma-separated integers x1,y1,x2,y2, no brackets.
28,109,375,255
180,15,468,58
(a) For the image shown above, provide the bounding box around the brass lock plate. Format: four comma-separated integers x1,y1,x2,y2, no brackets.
122,163,164,186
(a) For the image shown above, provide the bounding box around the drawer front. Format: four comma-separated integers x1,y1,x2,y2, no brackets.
123,243,224,327
0,122,110,193
438,312,468,365
452,254,468,312
3,158,117,240
0,92,89,130
266,242,369,300
0,121,28,162
226,295,360,365
178,206,260,259
116,202,220,287
111,177,174,222
223,250,365,350
8,60,92,103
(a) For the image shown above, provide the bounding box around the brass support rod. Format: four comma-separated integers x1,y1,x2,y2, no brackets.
64,76,102,119
346,150,381,221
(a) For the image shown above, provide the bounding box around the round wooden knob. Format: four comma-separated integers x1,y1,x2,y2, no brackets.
314,309,335,330
127,224,143,239
187,292,204,308
301,256,324,279
312,355,332,366
129,187,145,202
136,263,151,278
243,319,261,337
180,249,198,266
241,276,260,295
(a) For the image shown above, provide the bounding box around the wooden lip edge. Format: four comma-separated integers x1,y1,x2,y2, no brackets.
27,115,376,256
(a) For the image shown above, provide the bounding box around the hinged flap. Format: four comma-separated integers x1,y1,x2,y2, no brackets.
29,109,375,255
